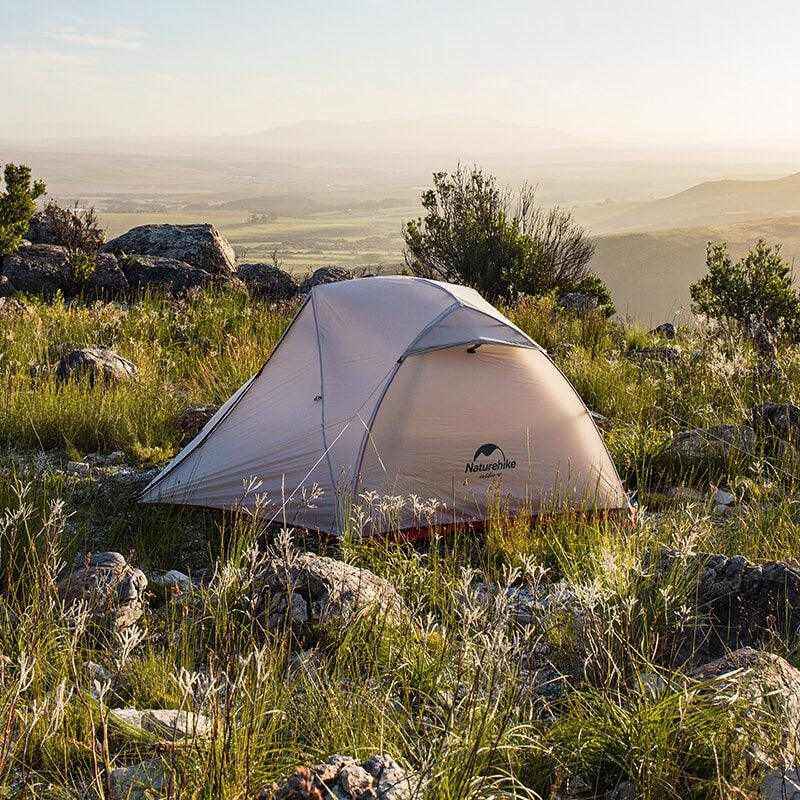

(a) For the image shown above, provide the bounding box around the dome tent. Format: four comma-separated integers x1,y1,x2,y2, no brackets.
140,277,628,532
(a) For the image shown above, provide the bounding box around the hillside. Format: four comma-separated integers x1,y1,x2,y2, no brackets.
580,171,800,234
593,215,800,322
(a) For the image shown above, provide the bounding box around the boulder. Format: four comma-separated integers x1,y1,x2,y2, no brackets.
659,548,800,656
762,766,800,800
692,648,800,766
650,322,676,339
1,243,71,297
148,569,193,602
1,244,128,299
103,223,236,275
254,552,405,637
263,754,420,800
237,262,298,301
752,403,800,444
118,254,218,294
56,347,138,385
84,252,129,298
57,552,147,631
298,266,355,294
110,708,211,741
557,292,598,315
25,210,61,245
663,424,755,466
109,759,165,800
175,405,218,443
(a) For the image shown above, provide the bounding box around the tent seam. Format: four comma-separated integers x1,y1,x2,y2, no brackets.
310,291,340,526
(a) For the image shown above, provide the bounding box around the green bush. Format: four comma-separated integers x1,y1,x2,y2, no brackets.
690,239,800,343
403,165,597,304
0,163,46,256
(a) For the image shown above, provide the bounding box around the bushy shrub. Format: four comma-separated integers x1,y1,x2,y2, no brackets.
0,163,46,256
690,239,800,343
403,165,597,304
561,274,617,317
40,200,105,255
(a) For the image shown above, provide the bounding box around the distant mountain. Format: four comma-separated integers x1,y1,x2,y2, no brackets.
593,215,800,323
582,172,800,234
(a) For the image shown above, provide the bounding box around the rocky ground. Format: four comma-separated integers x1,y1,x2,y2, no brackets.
3,219,800,799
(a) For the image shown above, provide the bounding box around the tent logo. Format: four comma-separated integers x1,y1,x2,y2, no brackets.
465,443,516,475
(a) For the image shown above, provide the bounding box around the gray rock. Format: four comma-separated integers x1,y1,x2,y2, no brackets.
659,548,800,656
692,648,800,766
148,569,193,601
109,759,165,800
237,262,298,301
84,252,129,298
175,405,218,444
110,708,212,740
650,322,676,339
254,552,405,638
1,243,71,297
752,402,800,444
664,424,756,466
58,552,147,631
104,223,236,275
267,753,420,800
557,292,598,314
762,766,800,800
56,347,138,385
298,266,355,294
118,254,218,294
25,211,61,245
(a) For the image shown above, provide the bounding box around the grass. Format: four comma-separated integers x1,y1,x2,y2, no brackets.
2,288,800,798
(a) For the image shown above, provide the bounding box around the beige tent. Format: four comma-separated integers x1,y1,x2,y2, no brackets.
141,277,628,532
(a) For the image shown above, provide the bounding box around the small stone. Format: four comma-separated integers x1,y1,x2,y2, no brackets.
66,461,91,476
650,322,676,339
714,488,735,506
109,759,165,800
762,766,800,800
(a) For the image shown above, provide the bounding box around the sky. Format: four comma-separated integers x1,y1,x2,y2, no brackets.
2,0,799,150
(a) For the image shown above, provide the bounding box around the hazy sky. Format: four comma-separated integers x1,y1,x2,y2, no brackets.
3,0,799,148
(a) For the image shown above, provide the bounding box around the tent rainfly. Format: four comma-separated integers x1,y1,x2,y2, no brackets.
141,277,628,532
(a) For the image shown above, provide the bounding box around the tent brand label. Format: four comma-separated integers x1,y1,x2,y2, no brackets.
465,443,516,475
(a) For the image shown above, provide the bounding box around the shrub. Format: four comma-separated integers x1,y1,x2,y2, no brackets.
0,163,46,256
562,274,617,317
40,200,105,256
403,165,597,304
690,239,800,343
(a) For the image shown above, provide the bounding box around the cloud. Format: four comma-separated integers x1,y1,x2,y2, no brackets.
47,26,143,51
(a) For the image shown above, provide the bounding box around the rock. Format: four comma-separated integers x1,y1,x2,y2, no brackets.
237,262,299,301
752,403,800,445
109,759,165,800
1,243,71,297
298,266,355,294
148,569,192,602
0,296,27,315
103,223,236,275
692,648,800,766
110,708,212,740
84,252,129,298
659,548,800,656
650,322,676,339
762,766,800,800
175,405,218,443
55,347,138,385
58,552,147,631
254,552,406,638
85,450,126,467
714,487,735,506
25,210,61,245
630,346,680,364
664,424,756,466
118,254,218,294
265,754,420,800
66,460,91,476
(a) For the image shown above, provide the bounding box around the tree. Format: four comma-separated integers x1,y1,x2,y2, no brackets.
690,240,800,342
0,164,46,256
41,201,105,256
402,166,597,304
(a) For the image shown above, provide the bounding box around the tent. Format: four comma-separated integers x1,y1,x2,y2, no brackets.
141,276,628,532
